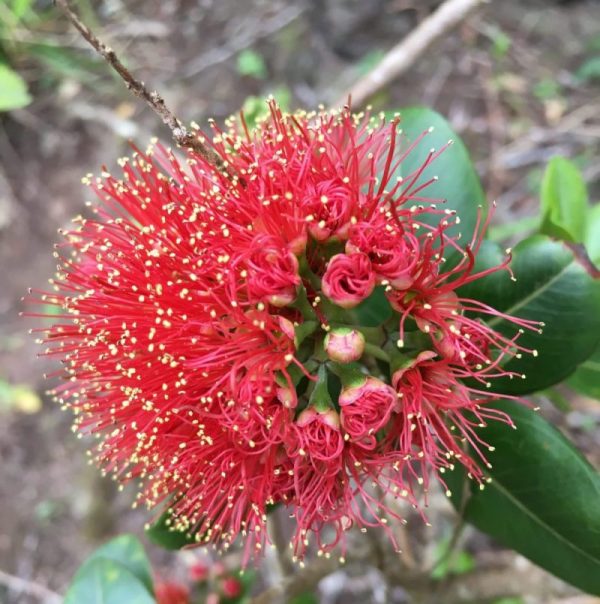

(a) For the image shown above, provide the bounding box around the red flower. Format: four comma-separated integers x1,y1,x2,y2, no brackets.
189,561,209,582
321,253,376,309
31,100,541,564
242,234,301,307
339,377,398,449
155,582,189,604
221,577,242,599
346,218,420,289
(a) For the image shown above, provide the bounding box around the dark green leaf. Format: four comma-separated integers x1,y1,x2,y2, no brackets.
146,509,197,551
351,286,393,326
449,401,600,596
389,107,486,254
459,235,600,394
88,534,154,594
567,344,600,400
540,157,588,243
65,558,155,604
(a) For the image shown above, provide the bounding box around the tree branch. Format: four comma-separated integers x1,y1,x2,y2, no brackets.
0,569,62,604
335,0,488,109
53,0,227,172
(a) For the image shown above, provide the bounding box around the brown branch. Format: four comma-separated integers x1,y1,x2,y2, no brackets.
335,0,488,109
53,0,227,172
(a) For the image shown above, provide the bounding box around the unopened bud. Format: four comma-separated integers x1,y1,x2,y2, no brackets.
324,327,365,363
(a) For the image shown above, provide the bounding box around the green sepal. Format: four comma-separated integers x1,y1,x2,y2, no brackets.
294,320,318,348
327,361,366,389
307,364,334,412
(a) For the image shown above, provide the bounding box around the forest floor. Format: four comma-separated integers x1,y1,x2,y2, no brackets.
0,0,599,602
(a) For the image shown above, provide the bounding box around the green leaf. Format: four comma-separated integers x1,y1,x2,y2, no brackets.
351,286,393,327
65,558,156,604
0,64,32,111
459,235,600,394
449,401,600,596
576,56,600,83
540,157,588,243
585,203,600,264
488,215,539,243
88,534,154,594
390,107,486,255
145,509,197,551
567,344,600,400
236,49,267,79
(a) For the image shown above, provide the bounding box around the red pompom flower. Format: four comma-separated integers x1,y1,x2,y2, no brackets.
31,101,540,563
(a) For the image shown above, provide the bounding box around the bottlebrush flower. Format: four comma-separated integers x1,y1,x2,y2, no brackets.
30,100,540,565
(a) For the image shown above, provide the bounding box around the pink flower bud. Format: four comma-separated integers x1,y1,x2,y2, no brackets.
321,253,375,309
324,327,365,363
339,377,398,449
277,316,296,340
276,385,297,409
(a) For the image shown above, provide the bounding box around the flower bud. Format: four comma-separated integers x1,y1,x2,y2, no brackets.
324,327,365,363
321,253,375,309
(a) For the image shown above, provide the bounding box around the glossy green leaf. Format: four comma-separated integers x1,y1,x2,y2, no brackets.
87,534,154,594
459,235,600,394
567,344,600,400
540,157,588,243
390,107,485,253
0,64,32,111
65,558,155,604
146,510,197,551
448,401,600,596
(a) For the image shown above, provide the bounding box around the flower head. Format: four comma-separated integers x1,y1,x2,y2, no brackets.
32,100,540,564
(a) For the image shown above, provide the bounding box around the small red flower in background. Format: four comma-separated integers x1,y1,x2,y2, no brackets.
189,561,209,583
155,581,189,604
221,577,242,599
31,101,540,564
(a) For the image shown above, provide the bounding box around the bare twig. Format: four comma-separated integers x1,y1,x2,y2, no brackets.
53,0,226,171
181,5,306,78
335,0,488,108
0,569,62,604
